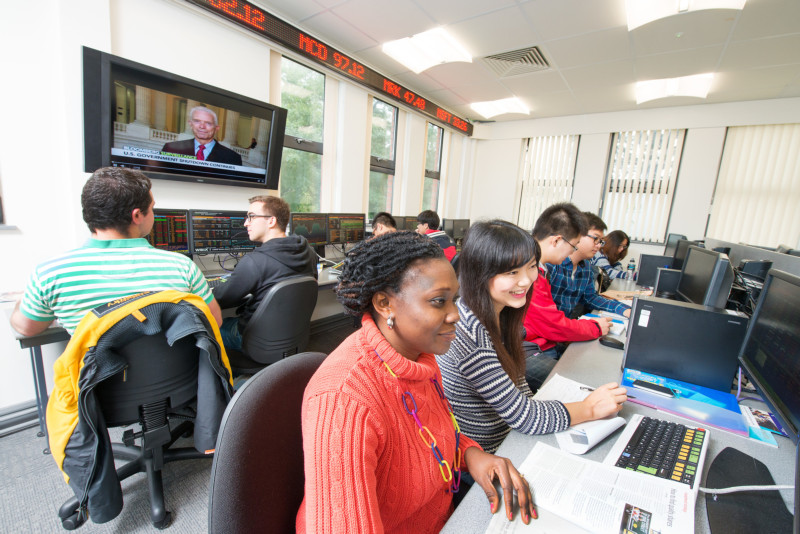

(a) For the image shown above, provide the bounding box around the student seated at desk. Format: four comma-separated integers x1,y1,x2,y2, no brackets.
591,230,632,281
213,195,317,351
522,203,611,390
549,212,631,319
297,232,536,533
10,167,222,337
436,220,627,454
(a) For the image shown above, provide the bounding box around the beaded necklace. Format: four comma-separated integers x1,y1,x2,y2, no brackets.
373,349,462,493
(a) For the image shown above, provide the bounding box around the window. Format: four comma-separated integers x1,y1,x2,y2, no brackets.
600,129,685,243
422,123,443,211
707,124,800,248
516,135,579,231
368,99,397,219
279,58,324,212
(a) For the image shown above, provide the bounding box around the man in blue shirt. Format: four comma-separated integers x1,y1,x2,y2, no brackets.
548,212,631,319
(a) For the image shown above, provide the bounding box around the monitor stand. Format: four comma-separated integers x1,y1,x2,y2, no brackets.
705,446,793,533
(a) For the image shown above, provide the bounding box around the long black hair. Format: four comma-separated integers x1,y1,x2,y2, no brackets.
602,230,630,264
458,220,539,380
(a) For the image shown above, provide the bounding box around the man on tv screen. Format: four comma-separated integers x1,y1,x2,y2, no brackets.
161,106,242,166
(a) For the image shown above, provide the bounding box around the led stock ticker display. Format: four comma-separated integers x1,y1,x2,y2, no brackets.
187,0,473,135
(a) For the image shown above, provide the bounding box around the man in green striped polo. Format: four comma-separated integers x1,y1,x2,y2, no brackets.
10,167,223,337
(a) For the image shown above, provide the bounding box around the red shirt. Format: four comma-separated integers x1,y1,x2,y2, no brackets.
523,267,602,351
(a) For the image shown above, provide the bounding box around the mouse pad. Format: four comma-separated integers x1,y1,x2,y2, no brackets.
705,447,793,534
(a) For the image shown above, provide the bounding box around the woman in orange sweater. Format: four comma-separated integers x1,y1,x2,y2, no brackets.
296,231,535,533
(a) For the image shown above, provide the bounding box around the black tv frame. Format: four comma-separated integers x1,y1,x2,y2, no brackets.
83,46,287,189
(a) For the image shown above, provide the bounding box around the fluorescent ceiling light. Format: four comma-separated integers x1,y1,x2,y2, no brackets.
635,73,715,104
626,0,746,30
470,98,530,119
382,28,472,74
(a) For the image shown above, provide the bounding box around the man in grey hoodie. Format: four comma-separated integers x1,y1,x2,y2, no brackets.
214,195,318,350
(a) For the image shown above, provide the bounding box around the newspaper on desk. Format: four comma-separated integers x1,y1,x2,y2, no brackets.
485,442,695,534
534,374,625,455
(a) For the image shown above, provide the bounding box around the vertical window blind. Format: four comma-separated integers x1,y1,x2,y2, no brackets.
601,129,685,243
516,135,579,232
706,124,800,248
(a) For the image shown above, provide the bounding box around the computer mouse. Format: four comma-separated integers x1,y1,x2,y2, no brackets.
599,336,625,350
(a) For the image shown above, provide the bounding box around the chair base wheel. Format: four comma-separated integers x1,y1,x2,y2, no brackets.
60,508,88,530
153,511,172,529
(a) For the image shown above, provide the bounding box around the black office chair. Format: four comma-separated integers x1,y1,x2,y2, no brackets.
58,334,213,530
226,275,319,374
450,252,460,274
208,351,328,534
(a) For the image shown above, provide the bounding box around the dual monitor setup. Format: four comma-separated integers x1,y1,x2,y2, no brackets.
146,209,255,256
381,216,471,242
288,213,366,247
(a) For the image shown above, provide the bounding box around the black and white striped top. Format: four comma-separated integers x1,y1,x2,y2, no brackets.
436,299,571,453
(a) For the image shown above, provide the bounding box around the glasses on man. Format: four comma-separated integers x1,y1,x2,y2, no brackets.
586,234,606,246
245,213,274,222
562,237,580,252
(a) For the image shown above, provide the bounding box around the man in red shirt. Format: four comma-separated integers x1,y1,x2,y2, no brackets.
416,210,457,261
523,203,611,390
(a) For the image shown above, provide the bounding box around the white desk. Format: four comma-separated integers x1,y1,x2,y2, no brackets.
441,338,796,533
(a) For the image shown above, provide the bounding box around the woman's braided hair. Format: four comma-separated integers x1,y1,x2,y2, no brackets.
335,230,445,317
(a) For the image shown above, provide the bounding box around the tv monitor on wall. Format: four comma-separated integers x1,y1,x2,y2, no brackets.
83,47,287,189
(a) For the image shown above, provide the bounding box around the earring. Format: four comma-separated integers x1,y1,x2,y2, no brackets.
387,315,394,330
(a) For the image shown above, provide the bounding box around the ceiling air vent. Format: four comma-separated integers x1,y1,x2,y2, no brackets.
481,46,550,77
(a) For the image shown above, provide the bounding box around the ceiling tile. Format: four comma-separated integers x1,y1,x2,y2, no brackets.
329,0,434,42
250,0,326,23
720,35,800,71
630,10,736,56
560,59,637,88
710,66,800,101
634,46,723,79
416,0,517,25
447,5,540,58
501,70,571,96
521,0,627,41
540,27,632,70
732,0,800,41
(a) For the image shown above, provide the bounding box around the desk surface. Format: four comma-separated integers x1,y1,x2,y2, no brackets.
441,338,796,534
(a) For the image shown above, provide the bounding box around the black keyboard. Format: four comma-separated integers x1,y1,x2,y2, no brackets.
613,416,707,487
206,276,229,289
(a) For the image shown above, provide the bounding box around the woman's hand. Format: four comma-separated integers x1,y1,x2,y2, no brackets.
463,447,537,525
566,382,628,425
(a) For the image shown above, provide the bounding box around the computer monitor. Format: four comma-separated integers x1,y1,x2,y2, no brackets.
677,246,734,310
671,238,700,270
663,233,687,258
289,213,328,246
637,254,673,288
738,270,800,446
392,216,406,231
328,213,366,244
145,209,191,256
402,217,419,231
189,210,256,254
442,219,470,240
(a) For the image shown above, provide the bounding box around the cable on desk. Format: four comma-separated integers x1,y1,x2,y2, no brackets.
699,484,794,494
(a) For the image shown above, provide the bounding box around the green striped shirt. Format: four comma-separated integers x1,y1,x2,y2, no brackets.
20,238,212,335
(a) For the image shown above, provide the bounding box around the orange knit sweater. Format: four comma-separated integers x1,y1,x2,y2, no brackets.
296,314,479,534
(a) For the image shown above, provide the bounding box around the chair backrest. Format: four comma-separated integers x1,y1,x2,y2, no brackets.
241,275,319,365
95,333,199,426
208,351,327,534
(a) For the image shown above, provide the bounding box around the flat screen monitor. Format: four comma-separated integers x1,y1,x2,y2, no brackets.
663,233,687,257
738,270,800,445
145,209,191,256
677,246,734,309
637,254,673,288
290,213,328,246
83,47,287,189
672,239,700,270
189,210,255,254
401,217,419,231
328,213,366,244
442,219,470,240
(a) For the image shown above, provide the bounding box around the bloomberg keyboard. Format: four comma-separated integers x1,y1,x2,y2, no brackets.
604,413,709,491
205,274,230,289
